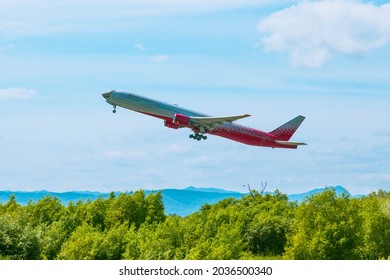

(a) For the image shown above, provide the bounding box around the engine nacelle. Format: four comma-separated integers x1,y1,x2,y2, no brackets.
173,114,191,127
164,120,180,129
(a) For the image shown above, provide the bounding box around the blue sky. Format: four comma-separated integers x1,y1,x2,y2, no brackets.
1,0,390,195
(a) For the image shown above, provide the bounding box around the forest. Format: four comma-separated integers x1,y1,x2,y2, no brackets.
0,188,389,260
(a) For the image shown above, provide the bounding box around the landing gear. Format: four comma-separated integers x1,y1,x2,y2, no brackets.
112,105,117,113
189,133,207,141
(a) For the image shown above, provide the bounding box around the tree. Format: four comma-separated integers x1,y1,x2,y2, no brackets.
41,200,88,259
122,225,140,260
85,196,108,231
242,189,295,257
244,215,289,256
205,222,245,260
359,190,390,259
2,194,21,217
101,223,130,259
285,189,363,259
133,216,184,260
58,223,105,260
145,191,166,224
0,216,41,259
25,196,64,227
104,191,148,229
184,198,246,260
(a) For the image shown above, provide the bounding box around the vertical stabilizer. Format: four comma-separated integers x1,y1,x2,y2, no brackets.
270,115,305,141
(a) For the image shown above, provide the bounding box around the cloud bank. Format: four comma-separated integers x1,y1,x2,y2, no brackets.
0,87,37,101
259,0,390,67
148,55,170,63
0,0,281,37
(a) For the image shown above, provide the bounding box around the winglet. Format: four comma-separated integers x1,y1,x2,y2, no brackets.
270,115,305,141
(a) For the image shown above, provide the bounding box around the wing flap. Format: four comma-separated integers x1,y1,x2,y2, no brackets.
190,114,251,129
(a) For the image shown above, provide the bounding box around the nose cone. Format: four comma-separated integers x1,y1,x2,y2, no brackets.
102,90,114,99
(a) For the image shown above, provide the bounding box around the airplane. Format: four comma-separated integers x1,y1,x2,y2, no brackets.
102,90,306,149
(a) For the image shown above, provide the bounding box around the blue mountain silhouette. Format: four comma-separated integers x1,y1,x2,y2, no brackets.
0,185,360,216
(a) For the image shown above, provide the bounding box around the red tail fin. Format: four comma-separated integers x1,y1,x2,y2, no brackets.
270,115,305,141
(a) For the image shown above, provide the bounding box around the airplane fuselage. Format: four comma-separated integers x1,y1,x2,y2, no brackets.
106,90,206,119
102,91,306,149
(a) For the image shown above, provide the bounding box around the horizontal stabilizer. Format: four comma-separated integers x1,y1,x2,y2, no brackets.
275,140,307,146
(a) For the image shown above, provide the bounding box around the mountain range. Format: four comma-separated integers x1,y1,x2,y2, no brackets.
0,186,361,216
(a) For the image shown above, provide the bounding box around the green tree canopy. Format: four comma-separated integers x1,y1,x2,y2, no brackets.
1,188,389,260
285,188,363,260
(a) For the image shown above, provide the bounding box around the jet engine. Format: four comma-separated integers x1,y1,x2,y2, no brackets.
164,120,180,129
173,114,191,126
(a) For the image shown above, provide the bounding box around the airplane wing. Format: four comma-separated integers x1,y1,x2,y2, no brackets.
190,114,251,131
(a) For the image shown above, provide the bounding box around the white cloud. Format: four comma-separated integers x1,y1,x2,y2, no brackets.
134,43,146,51
375,130,390,137
0,21,61,38
0,87,37,101
0,0,286,37
162,143,190,154
259,0,390,67
0,44,15,52
184,155,216,166
0,0,281,18
148,55,170,63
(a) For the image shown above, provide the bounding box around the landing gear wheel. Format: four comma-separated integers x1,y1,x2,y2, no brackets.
189,133,207,141
112,106,117,113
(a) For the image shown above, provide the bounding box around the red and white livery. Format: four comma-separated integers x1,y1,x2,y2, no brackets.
102,90,306,149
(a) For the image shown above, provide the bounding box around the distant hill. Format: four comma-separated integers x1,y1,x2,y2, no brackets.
184,186,241,193
160,188,243,216
0,190,112,206
0,186,362,216
287,185,361,203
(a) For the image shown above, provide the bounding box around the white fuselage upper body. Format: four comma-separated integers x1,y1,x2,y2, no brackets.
105,90,208,119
